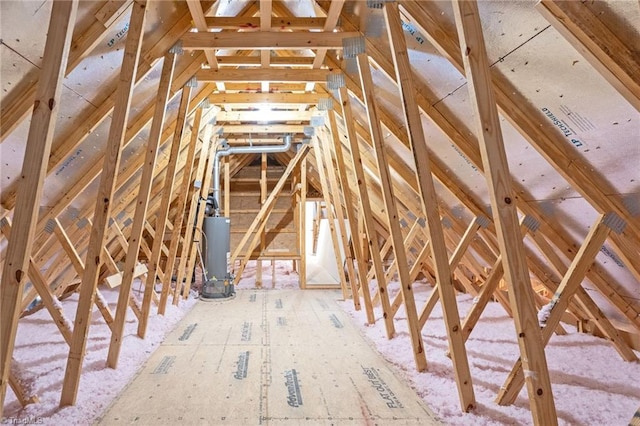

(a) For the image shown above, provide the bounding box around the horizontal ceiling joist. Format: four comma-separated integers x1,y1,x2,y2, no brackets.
216,110,314,122
181,31,360,50
222,83,309,92
209,92,322,104
219,124,307,133
204,16,329,31
196,68,330,82
216,55,315,67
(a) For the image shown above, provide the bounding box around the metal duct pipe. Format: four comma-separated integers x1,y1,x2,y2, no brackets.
211,134,292,216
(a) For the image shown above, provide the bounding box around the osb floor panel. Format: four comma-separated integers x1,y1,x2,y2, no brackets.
96,289,441,425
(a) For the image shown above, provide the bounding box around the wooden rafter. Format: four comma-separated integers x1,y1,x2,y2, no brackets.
496,213,628,405
158,107,205,313
106,50,177,369
400,0,640,254
0,1,132,143
139,83,193,338
260,0,272,93
186,0,219,70
353,41,431,372
336,82,392,336
1,45,205,212
319,125,361,307
525,219,638,361
298,158,308,289
452,1,556,422
536,0,640,112
334,5,640,336
60,0,147,407
383,2,474,402
0,0,79,414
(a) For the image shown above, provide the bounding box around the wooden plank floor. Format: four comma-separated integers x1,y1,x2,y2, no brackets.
96,289,441,425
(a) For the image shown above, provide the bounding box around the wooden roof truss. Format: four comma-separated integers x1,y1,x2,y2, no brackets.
0,0,638,424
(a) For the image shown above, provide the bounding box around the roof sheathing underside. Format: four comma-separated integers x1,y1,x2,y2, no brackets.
0,0,639,419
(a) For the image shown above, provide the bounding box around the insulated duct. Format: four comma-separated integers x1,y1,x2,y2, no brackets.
211,134,292,216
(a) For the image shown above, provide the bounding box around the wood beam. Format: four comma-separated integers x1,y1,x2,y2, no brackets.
526,221,638,362
496,213,621,406
452,1,556,422
335,5,640,331
354,49,429,371
8,365,39,407
53,219,85,276
459,221,530,341
220,83,308,92
216,110,313,122
60,0,146,407
259,0,272,92
0,13,207,212
106,51,177,369
138,83,193,338
303,0,346,100
384,3,473,398
186,0,219,70
209,92,322,104
0,219,74,347
215,55,316,67
319,125,360,307
401,0,640,249
0,1,131,143
204,16,328,30
299,159,308,289
0,0,78,414
413,217,485,330
232,145,312,281
158,107,205,312
336,83,391,336
257,153,267,288
182,31,359,50
196,68,330,83
461,257,504,340
536,0,640,111
608,231,640,285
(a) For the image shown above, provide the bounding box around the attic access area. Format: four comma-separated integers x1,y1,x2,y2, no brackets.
1,0,639,425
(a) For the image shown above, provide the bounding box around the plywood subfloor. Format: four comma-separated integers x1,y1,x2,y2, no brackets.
96,289,440,425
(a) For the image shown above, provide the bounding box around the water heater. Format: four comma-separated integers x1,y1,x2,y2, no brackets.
201,216,234,299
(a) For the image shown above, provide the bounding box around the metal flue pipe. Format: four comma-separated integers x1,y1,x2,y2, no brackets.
212,134,292,216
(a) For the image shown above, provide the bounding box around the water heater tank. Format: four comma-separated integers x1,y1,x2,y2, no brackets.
201,216,234,299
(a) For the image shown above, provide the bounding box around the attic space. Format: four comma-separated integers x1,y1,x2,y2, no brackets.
1,0,639,425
